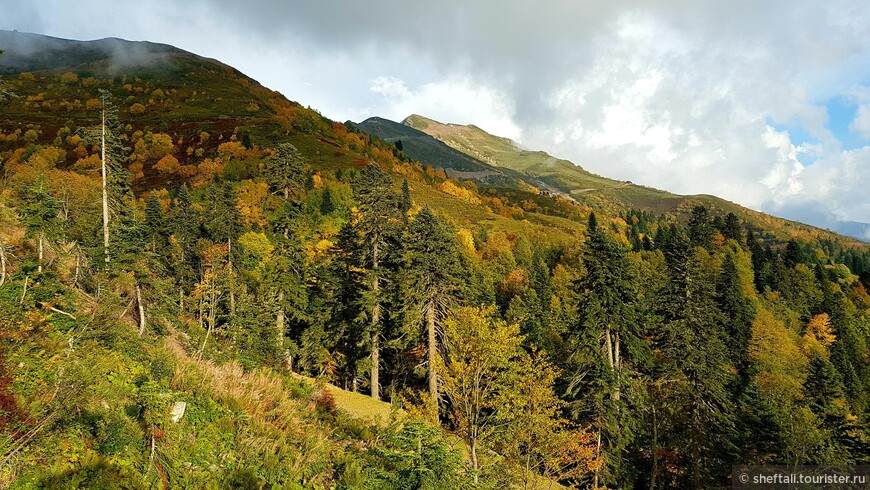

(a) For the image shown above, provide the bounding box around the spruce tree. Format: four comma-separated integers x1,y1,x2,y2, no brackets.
144,192,165,253
320,186,335,216
265,195,308,370
263,143,305,200
403,207,462,419
723,212,743,242
569,212,642,486
716,253,755,371
20,177,60,273
659,227,736,487
687,205,713,249
353,163,401,400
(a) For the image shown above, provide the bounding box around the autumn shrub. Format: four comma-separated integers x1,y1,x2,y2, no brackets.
314,388,337,417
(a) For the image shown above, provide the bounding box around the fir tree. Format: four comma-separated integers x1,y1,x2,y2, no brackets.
569,212,643,487
723,212,743,242
320,186,335,216
687,205,713,249
403,207,462,419
353,163,401,400
716,253,755,371
144,192,165,253
263,143,305,200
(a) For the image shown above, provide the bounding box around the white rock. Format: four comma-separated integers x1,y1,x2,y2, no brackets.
169,401,186,423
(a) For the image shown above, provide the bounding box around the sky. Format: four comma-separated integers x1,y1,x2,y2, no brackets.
3,0,870,236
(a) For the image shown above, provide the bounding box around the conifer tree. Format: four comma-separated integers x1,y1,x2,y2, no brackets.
96,89,132,265
264,198,308,369
263,143,305,199
319,186,334,216
403,207,461,418
716,253,755,370
353,163,401,400
687,205,713,249
723,212,743,242
20,178,60,273
144,192,165,253
326,222,367,389
167,184,199,310
659,227,736,487
203,179,243,316
569,213,642,486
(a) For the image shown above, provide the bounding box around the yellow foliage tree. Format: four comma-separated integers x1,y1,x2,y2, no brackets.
153,154,180,175
436,305,524,484
803,313,835,359
749,308,808,404
235,180,268,228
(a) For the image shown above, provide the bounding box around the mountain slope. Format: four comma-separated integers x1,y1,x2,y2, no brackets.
403,114,870,248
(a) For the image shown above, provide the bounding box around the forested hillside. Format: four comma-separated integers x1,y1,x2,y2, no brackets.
1,32,870,489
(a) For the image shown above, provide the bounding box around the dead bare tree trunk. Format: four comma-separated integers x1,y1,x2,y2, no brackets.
136,282,146,337
19,275,28,305
101,98,110,265
37,233,44,273
277,289,289,368
370,234,381,401
0,241,7,287
427,300,438,420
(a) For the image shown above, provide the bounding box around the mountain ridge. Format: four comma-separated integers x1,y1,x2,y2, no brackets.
399,113,870,246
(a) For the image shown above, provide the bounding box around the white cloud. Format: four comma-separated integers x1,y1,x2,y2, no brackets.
849,104,870,140
366,75,522,140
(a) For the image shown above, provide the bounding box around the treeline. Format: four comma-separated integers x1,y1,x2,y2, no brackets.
1,98,870,488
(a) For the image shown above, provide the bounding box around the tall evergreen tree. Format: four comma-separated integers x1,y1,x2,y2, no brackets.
716,253,755,370
264,201,308,370
568,213,642,486
722,212,743,243
167,184,200,310
326,222,367,390
144,192,165,253
20,177,60,273
403,207,462,419
319,186,335,216
96,89,132,265
203,179,243,316
687,205,713,249
263,143,305,200
353,163,401,400
658,228,736,487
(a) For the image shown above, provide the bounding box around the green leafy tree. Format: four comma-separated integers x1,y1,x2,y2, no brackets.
435,305,524,484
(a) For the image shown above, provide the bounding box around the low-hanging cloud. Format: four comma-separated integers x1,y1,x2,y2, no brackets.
3,0,870,228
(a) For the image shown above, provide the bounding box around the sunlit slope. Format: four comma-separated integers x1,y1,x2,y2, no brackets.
404,114,869,248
